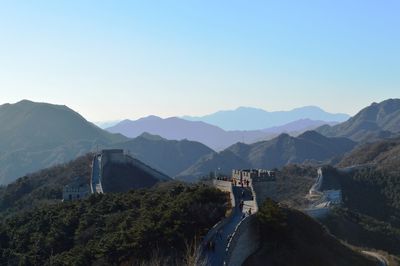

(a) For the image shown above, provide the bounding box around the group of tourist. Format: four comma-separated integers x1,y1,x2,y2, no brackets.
216,176,229,181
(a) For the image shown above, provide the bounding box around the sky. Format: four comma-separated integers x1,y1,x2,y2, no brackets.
0,0,399,122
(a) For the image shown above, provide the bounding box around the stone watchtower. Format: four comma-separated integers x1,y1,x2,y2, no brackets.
62,177,90,201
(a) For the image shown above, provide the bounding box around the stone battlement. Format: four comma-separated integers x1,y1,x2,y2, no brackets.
232,169,276,181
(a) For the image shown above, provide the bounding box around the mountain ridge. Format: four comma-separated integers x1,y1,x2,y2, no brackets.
176,131,356,181
183,105,350,130
107,115,337,151
316,98,400,141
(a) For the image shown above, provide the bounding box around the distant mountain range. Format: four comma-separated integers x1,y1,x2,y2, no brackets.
1,98,399,185
183,106,349,131
316,99,400,142
0,100,212,185
176,131,356,182
106,116,337,151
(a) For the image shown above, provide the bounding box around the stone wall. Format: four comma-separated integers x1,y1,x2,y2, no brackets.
123,154,170,181
249,178,259,213
201,180,235,255
224,215,260,266
304,207,330,219
213,180,235,208
224,179,260,266
62,184,89,201
101,149,125,169
100,149,170,183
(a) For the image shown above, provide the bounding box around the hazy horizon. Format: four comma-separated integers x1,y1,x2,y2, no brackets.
1,99,354,123
1,1,399,121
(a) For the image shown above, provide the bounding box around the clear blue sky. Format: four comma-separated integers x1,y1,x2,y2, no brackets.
0,1,399,121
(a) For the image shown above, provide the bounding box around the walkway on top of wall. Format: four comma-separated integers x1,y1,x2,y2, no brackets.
203,181,257,266
90,154,103,194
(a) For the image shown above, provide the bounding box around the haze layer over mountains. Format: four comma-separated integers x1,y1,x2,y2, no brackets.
106,107,345,150
0,99,399,185
182,106,349,130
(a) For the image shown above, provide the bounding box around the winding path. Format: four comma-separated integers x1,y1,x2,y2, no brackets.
203,182,256,266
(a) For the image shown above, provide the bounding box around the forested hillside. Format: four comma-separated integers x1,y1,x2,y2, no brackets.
0,153,170,216
338,136,400,173
319,165,400,256
0,184,227,265
0,154,93,216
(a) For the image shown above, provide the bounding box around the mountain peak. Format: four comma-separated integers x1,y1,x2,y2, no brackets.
373,98,400,105
368,98,400,110
137,115,162,121
235,106,266,112
292,105,324,111
16,99,35,105
7,100,72,114
14,99,63,107
298,130,324,140
138,132,165,141
277,132,291,140
146,115,162,120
